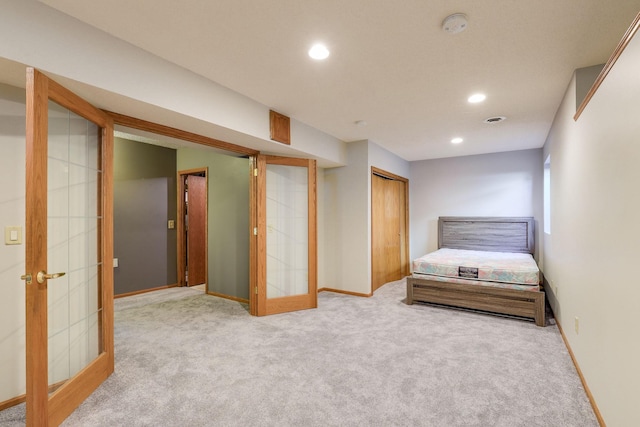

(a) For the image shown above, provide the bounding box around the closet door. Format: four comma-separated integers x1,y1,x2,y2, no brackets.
371,168,409,292
23,68,114,426
255,155,317,315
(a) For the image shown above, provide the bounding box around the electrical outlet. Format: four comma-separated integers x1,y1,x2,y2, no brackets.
575,317,579,334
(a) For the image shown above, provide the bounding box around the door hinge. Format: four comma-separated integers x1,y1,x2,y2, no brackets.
253,227,258,236
255,286,258,295
253,168,258,177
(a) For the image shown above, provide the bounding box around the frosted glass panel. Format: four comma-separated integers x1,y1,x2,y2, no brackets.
47,100,102,388
266,165,308,298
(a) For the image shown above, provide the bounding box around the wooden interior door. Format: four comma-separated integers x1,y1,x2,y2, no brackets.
186,175,207,286
371,168,409,292
24,68,114,426
256,155,317,315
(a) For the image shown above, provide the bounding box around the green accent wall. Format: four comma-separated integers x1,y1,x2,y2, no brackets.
113,138,177,295
177,148,250,301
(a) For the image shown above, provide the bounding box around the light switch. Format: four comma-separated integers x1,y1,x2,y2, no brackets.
5,226,22,245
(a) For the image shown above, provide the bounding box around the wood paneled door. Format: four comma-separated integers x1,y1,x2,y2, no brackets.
23,68,114,426
371,167,409,292
178,170,208,288
255,155,317,315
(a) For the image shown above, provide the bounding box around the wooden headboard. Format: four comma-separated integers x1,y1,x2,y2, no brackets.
438,217,535,254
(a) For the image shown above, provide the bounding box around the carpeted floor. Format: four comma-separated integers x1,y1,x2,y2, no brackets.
1,278,597,426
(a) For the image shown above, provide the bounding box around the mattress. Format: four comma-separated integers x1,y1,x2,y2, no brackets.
412,248,539,286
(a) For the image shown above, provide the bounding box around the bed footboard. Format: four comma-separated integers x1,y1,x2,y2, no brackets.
407,276,546,327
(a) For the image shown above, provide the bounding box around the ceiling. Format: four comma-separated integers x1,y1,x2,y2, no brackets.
39,0,640,161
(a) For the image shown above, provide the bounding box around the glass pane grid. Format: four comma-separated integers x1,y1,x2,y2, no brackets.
47,100,102,384
266,165,309,299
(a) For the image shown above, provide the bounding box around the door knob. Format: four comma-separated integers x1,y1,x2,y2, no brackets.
36,271,66,284
20,274,32,285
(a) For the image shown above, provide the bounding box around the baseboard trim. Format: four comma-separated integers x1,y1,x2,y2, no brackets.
318,287,372,298
207,291,249,304
114,283,179,299
0,394,24,411
0,380,67,411
553,312,606,426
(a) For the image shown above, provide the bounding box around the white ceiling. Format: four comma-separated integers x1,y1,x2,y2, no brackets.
39,0,640,161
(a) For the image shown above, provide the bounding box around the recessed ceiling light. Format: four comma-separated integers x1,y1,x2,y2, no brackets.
308,43,330,60
451,137,463,144
468,93,486,103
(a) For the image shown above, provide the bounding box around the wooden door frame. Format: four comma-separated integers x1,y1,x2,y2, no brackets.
370,166,410,292
25,68,114,426
106,113,259,315
177,168,208,288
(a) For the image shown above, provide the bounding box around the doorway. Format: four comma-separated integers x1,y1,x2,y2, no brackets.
178,169,208,289
371,167,409,292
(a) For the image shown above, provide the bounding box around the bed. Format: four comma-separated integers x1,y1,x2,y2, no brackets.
406,217,546,326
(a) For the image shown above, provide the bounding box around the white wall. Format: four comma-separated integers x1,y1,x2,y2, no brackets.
0,83,26,401
409,149,543,262
542,33,640,425
323,141,370,294
323,140,410,295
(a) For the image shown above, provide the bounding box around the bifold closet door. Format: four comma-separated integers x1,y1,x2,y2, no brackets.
255,155,317,315
371,172,407,292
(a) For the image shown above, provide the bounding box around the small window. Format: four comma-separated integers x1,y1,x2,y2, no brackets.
543,155,551,234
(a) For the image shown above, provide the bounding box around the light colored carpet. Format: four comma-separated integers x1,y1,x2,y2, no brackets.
1,278,597,426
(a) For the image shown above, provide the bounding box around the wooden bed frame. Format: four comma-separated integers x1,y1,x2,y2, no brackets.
406,217,546,327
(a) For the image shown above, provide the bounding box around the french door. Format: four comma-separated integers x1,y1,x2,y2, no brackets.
255,155,317,315
23,68,114,426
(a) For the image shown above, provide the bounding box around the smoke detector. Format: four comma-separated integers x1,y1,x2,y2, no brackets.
483,116,507,124
442,13,468,34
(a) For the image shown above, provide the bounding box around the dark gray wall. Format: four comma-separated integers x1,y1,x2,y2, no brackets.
114,138,177,295
177,148,250,301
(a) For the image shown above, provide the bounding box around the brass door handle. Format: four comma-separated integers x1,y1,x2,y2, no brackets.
36,271,66,284
21,274,32,285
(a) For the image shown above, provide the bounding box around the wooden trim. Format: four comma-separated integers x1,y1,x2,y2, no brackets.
101,116,115,377
114,283,179,299
256,154,267,316
49,354,111,426
105,110,259,156
0,380,68,412
207,291,249,304
308,159,318,306
371,166,408,183
0,394,26,411
249,156,258,315
553,314,606,426
269,110,291,145
574,12,640,120
25,67,50,427
318,287,373,298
